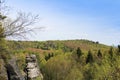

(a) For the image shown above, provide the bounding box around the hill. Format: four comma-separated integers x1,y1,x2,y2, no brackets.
1,39,120,80
7,39,110,53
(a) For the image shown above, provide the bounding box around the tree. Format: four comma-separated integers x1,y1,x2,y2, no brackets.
76,47,82,58
3,12,40,39
97,49,102,58
0,0,42,62
65,67,83,80
44,55,72,80
118,45,120,53
96,41,99,44
0,0,8,60
0,0,6,38
0,0,42,39
45,53,54,61
86,50,94,64
109,47,113,60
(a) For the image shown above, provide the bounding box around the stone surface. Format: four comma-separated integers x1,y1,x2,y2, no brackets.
6,57,25,80
26,62,37,69
0,59,8,80
26,54,43,80
28,68,40,78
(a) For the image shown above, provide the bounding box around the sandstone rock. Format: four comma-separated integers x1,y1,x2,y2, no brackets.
6,57,25,80
26,54,43,80
26,62,37,69
0,59,8,80
28,68,40,78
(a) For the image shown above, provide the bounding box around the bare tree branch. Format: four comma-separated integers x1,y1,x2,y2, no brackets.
0,0,43,39
0,0,9,17
2,12,42,39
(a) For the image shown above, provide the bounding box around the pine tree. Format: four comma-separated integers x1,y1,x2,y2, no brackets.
45,53,54,61
86,50,94,64
109,47,113,60
76,47,82,58
97,49,102,58
118,45,120,53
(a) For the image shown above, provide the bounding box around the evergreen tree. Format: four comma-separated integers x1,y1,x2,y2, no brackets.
76,47,82,58
86,50,94,64
109,47,113,60
97,49,102,58
118,45,120,53
45,53,54,61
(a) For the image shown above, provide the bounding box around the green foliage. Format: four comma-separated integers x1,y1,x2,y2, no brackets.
0,26,5,38
65,66,83,80
97,49,102,58
34,76,42,80
109,47,113,60
86,50,94,64
44,54,72,80
0,18,10,63
0,14,7,20
0,76,7,80
84,63,106,80
45,53,54,61
4,40,120,80
76,47,82,58
118,45,120,53
0,38,10,63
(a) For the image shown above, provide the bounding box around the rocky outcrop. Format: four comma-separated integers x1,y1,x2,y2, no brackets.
6,57,25,80
0,54,43,80
0,59,8,80
26,54,43,80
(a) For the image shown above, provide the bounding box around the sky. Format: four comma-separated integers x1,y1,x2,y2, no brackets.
6,0,120,45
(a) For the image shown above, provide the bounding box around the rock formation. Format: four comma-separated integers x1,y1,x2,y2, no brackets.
0,54,43,80
26,54,43,80
0,59,8,80
6,57,25,80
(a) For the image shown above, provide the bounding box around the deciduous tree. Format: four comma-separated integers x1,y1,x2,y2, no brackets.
0,0,42,39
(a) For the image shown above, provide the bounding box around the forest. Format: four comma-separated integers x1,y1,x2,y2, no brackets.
1,39,120,80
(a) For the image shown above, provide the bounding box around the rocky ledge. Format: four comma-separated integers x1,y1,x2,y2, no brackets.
26,54,43,80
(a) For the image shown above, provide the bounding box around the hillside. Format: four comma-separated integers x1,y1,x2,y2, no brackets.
1,39,120,80
7,39,110,53
7,39,111,60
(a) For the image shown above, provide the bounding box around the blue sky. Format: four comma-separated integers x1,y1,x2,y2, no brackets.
6,0,120,45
